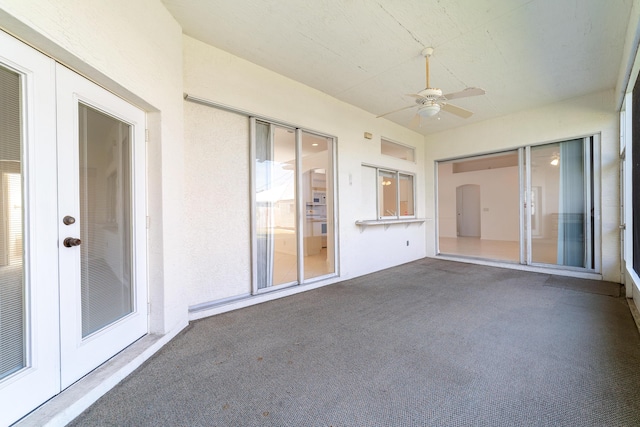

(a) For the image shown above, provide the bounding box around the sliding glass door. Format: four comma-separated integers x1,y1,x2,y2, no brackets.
527,138,595,269
301,131,335,281
254,121,297,288
437,151,521,262
252,119,336,293
437,136,598,272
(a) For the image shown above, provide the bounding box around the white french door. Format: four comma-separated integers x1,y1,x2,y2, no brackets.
56,64,148,388
0,28,60,427
0,31,147,426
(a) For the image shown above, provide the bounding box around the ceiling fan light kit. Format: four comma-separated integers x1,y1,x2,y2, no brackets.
418,104,441,117
376,47,485,125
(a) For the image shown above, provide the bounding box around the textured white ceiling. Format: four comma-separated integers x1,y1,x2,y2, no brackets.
163,0,633,135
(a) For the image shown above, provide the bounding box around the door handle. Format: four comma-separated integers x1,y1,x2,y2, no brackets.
63,237,82,247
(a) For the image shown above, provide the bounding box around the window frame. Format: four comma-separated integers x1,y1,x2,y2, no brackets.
380,137,416,162
364,164,416,220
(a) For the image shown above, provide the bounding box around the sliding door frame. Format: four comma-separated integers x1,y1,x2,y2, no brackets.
250,117,338,295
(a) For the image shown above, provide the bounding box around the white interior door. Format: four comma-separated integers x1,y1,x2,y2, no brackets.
0,30,60,426
56,64,147,388
456,184,481,237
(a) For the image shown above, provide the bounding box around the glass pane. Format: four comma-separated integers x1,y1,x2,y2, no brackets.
437,151,520,261
255,123,297,288
79,104,133,337
302,132,334,280
531,140,586,267
0,65,25,379
379,170,397,218
399,174,414,216
381,138,414,161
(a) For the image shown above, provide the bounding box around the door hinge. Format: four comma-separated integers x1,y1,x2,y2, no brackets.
146,216,150,229
145,128,149,143
620,224,626,230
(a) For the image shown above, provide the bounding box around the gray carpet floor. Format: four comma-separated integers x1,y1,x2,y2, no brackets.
70,258,640,426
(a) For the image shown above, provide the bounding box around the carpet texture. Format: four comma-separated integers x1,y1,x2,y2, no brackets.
70,258,640,426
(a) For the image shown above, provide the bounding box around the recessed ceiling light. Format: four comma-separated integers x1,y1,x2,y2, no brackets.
312,143,318,146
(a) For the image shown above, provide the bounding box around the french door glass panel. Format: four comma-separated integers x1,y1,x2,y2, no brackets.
79,104,133,337
253,120,336,292
0,64,25,381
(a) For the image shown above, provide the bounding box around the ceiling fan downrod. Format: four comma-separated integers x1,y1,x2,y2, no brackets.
422,47,434,89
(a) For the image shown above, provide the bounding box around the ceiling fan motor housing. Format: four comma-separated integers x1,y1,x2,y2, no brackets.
417,88,443,103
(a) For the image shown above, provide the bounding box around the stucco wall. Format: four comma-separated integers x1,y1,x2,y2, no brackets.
425,90,620,282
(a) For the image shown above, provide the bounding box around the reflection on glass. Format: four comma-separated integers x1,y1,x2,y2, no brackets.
0,65,25,379
79,104,133,337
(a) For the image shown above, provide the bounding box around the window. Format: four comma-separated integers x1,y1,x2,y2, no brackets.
381,138,415,162
399,173,415,216
362,165,415,220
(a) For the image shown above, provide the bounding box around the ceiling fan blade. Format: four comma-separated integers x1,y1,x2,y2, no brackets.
376,104,416,118
405,93,423,99
441,103,473,119
409,114,421,128
442,87,486,100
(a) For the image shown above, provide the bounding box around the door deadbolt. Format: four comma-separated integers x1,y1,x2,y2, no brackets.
63,237,82,247
63,216,76,225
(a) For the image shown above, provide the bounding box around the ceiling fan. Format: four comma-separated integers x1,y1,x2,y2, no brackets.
377,47,485,125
